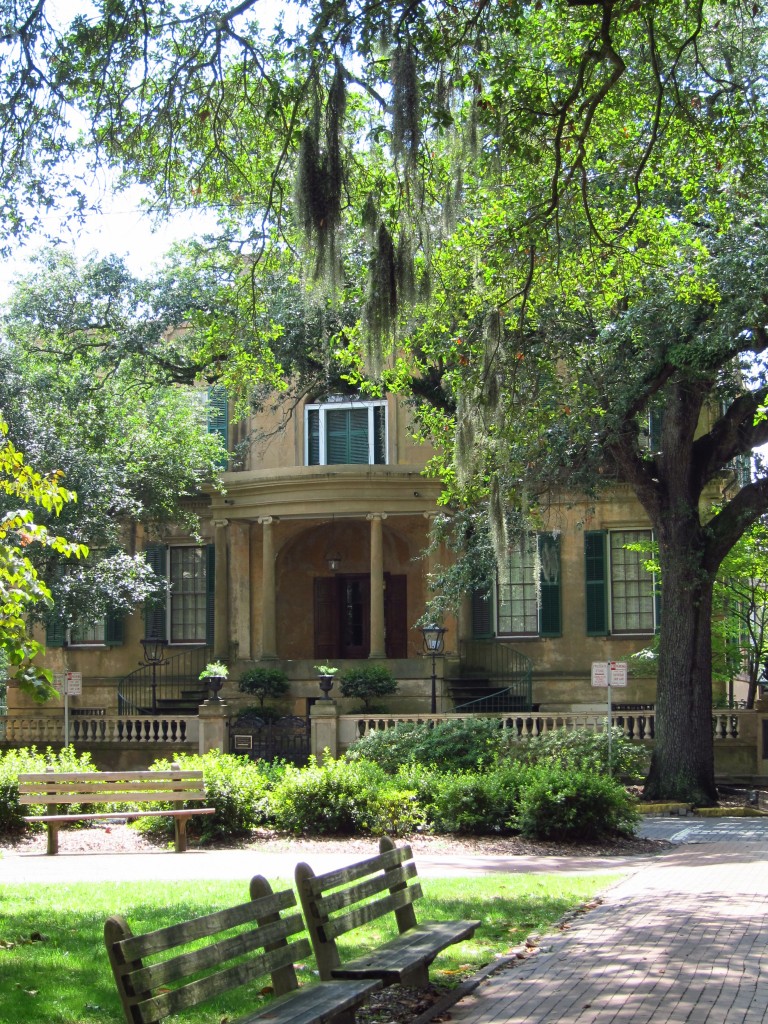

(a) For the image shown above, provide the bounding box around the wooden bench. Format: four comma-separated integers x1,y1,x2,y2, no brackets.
295,836,481,989
18,766,215,855
105,875,382,1024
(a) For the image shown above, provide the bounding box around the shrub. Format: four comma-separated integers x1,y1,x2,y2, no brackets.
0,746,99,833
428,762,533,835
139,750,273,844
504,726,649,779
269,755,423,836
347,717,506,773
339,666,399,712
238,667,290,710
513,762,639,841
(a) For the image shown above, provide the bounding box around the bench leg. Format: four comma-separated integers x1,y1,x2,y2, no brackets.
398,964,430,989
174,816,188,853
46,823,59,856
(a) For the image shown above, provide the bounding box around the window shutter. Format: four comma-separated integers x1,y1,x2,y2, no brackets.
585,531,608,635
46,617,67,648
314,577,340,659
384,573,408,657
104,612,124,646
307,408,320,465
205,544,216,647
326,409,349,464
348,408,370,464
373,405,387,464
207,385,229,468
471,589,494,638
538,534,561,637
144,544,167,640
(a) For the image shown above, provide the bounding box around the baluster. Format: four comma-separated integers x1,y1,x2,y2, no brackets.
142,720,151,741
170,719,178,742
152,719,160,741
179,720,187,742
730,715,739,740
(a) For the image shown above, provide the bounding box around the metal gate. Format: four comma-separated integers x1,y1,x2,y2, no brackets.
229,714,310,764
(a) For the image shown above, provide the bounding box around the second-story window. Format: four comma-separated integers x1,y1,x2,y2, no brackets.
305,399,387,466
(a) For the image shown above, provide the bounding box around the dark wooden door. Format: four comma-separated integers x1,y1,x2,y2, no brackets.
314,573,408,659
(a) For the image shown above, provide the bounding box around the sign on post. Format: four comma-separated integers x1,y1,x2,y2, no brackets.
591,662,628,776
53,672,83,745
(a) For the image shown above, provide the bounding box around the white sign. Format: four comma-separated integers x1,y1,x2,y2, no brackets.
591,662,628,688
52,672,82,696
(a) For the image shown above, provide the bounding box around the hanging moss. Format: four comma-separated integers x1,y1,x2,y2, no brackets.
391,41,420,171
362,192,379,241
395,228,416,307
364,222,397,368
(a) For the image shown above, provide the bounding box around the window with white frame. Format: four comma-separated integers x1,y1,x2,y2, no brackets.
609,529,656,634
305,399,387,466
169,546,208,643
495,534,561,638
69,620,106,646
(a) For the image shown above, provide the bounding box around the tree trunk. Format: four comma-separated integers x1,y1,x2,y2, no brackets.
644,531,718,805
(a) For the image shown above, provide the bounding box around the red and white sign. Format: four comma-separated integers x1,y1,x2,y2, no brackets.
591,662,627,687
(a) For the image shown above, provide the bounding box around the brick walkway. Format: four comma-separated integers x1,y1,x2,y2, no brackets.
450,841,768,1024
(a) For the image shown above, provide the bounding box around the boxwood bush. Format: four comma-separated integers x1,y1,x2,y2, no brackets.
269,755,423,836
512,762,640,841
0,746,99,833
139,750,275,844
504,726,649,779
427,762,534,835
347,717,507,773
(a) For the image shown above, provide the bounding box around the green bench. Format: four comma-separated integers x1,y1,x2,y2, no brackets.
105,875,381,1024
296,836,481,988
18,766,214,854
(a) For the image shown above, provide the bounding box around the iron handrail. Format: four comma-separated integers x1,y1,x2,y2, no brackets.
454,639,534,712
118,646,213,714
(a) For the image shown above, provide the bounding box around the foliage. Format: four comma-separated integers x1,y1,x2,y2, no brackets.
199,661,229,680
140,751,271,844
346,718,508,773
427,762,533,835
0,416,86,699
513,764,639,842
506,728,650,781
0,746,98,832
338,665,399,711
238,666,289,708
268,755,423,836
314,665,338,676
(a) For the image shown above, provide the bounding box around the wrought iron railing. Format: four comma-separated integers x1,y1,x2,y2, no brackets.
117,646,213,714
453,639,534,712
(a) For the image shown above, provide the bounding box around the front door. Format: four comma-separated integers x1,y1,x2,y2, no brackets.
314,573,407,659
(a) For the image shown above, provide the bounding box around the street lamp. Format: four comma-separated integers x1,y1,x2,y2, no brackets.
421,624,447,714
140,637,168,714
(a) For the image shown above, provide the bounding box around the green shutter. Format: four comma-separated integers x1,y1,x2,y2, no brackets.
585,531,608,636
538,534,561,637
326,409,348,464
307,408,320,465
207,385,229,468
348,408,370,463
46,618,67,649
104,611,124,646
471,588,494,638
205,543,216,647
144,544,167,641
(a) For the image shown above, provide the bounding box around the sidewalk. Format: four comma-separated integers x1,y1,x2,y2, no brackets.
449,838,768,1024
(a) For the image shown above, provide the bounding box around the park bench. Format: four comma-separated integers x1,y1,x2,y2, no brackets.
104,875,382,1024
295,836,481,989
18,765,214,855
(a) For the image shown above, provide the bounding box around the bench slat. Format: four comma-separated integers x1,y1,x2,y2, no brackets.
19,770,202,781
316,861,418,916
329,920,481,981
233,979,381,1024
320,884,422,942
118,888,298,961
18,789,206,806
23,808,215,824
132,926,309,994
301,845,412,897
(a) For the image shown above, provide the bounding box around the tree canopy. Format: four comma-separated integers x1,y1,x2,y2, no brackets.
3,0,768,799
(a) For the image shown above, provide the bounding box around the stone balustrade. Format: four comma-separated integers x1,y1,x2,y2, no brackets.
0,714,199,746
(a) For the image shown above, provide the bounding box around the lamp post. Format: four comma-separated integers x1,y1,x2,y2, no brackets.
140,637,167,714
421,624,447,714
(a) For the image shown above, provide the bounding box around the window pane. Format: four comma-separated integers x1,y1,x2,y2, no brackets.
610,530,655,633
170,547,207,642
70,620,105,645
497,537,538,635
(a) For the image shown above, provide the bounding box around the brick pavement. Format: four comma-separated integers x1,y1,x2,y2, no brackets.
449,841,768,1024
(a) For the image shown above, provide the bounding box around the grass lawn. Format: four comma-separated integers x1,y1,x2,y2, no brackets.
0,873,618,1024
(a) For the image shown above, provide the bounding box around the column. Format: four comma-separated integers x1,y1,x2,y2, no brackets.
368,513,387,658
259,516,277,659
230,521,251,663
213,519,229,661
